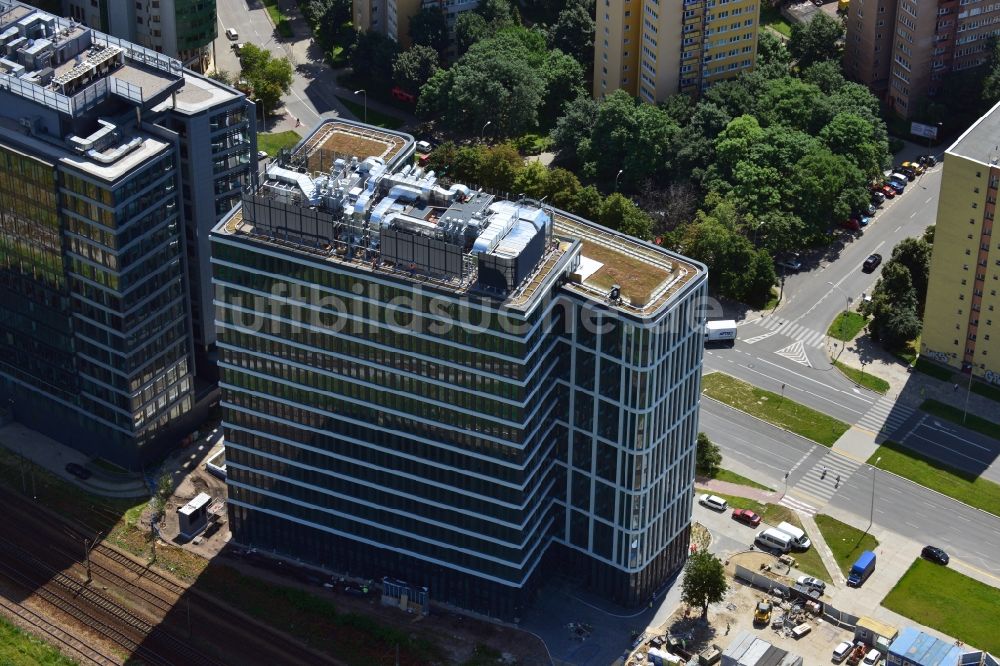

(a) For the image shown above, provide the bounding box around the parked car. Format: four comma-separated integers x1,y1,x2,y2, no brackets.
225,27,239,40
776,255,803,272
698,494,728,511
796,575,826,592
863,253,882,272
864,202,877,216
896,165,917,180
887,179,905,194
852,214,871,227
65,462,92,480
880,184,897,198
257,150,268,160
889,173,909,189
871,191,885,206
415,140,433,153
833,641,854,663
841,218,861,231
863,648,882,666
732,508,761,527
921,545,950,565
902,160,926,174
918,154,938,166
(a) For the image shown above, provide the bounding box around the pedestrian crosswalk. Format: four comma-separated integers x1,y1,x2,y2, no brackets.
742,318,827,349
856,396,915,436
775,340,812,367
779,453,863,515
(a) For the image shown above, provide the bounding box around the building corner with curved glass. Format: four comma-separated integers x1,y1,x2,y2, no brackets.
211,120,708,619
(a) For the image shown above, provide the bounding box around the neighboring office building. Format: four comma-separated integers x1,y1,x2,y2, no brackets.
62,0,216,71
211,119,707,619
922,99,1000,386
0,0,255,468
844,0,1000,118
593,0,759,103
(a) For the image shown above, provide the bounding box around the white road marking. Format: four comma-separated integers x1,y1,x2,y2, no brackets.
910,211,917,218
905,521,920,529
908,431,990,466
925,197,933,203
953,514,971,523
894,225,902,232
922,422,993,451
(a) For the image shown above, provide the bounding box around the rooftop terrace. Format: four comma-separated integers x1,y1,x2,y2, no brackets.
215,121,699,319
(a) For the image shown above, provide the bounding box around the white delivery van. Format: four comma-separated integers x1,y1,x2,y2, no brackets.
775,521,812,550
705,320,737,344
756,528,793,553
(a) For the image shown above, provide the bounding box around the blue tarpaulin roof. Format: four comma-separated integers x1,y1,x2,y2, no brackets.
889,628,964,666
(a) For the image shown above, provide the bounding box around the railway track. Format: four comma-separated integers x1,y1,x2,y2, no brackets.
0,537,224,666
93,543,187,596
0,592,118,665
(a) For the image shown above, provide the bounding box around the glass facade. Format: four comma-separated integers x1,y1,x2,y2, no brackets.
213,220,707,618
0,140,196,468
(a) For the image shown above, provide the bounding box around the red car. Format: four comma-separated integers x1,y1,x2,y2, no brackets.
879,184,896,199
841,218,861,231
732,508,761,527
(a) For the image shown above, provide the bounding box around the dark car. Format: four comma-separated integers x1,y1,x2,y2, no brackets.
918,154,938,167
897,165,917,180
871,191,885,206
863,253,882,272
65,462,92,480
921,545,950,565
841,218,861,232
731,508,762,527
887,179,906,194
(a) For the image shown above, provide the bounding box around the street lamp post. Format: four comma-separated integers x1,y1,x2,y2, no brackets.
866,456,882,534
481,120,492,141
353,89,367,124
615,169,624,191
962,365,974,424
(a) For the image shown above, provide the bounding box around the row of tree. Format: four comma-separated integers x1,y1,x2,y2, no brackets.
424,142,653,239
861,233,933,350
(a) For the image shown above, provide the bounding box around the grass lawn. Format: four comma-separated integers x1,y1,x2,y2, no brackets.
868,441,1000,517
914,357,953,381
257,131,301,156
0,615,76,665
827,311,868,342
697,492,830,581
713,468,774,492
261,0,293,37
579,240,670,307
701,373,850,447
335,95,405,129
763,288,780,311
971,379,1000,403
760,4,792,36
920,399,1000,441
883,558,1000,655
814,514,879,577
893,337,919,367
832,359,890,394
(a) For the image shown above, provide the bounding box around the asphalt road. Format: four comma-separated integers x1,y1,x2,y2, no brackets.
892,411,1000,483
704,164,945,424
701,400,1000,580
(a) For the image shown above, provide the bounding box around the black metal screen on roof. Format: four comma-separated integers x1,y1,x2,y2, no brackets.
244,193,338,249
381,228,463,279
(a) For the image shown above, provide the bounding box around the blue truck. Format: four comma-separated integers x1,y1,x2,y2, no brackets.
847,550,876,587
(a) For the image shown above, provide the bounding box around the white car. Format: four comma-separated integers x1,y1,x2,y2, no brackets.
863,648,882,666
257,150,268,160
225,27,238,40
797,575,826,592
698,494,728,512
832,642,853,663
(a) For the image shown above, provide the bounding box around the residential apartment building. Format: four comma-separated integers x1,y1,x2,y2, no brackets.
0,0,255,468
594,0,759,102
844,0,1000,118
63,0,216,71
353,0,423,48
211,120,708,618
923,100,1000,386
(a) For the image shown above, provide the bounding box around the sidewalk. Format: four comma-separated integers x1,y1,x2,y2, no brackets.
695,478,779,504
0,422,149,498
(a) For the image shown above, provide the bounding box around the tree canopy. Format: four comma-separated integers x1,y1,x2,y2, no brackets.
549,0,595,68
789,14,844,69
393,45,439,94
409,7,448,55
681,551,728,619
239,44,293,116
696,432,722,477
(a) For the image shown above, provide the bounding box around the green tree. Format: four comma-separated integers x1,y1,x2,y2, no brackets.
512,161,550,199
923,224,935,244
788,13,844,68
820,112,885,179
890,237,933,313
409,7,449,55
393,45,439,94
549,0,594,67
349,31,399,87
681,550,728,619
455,12,489,55
544,167,582,210
757,30,791,69
239,44,293,117
208,69,235,86
479,143,523,192
696,432,722,477
550,94,599,168
572,185,602,220
475,0,520,29
863,261,922,349
598,193,653,239
802,60,846,94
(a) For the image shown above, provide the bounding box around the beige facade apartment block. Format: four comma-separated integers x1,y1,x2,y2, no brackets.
923,100,1000,384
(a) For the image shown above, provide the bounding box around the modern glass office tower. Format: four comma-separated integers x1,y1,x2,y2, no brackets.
212,120,707,618
0,0,254,467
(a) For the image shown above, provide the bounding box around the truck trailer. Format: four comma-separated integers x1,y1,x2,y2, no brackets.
847,551,876,587
705,320,738,344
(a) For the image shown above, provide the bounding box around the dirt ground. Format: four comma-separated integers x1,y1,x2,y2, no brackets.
627,549,856,665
